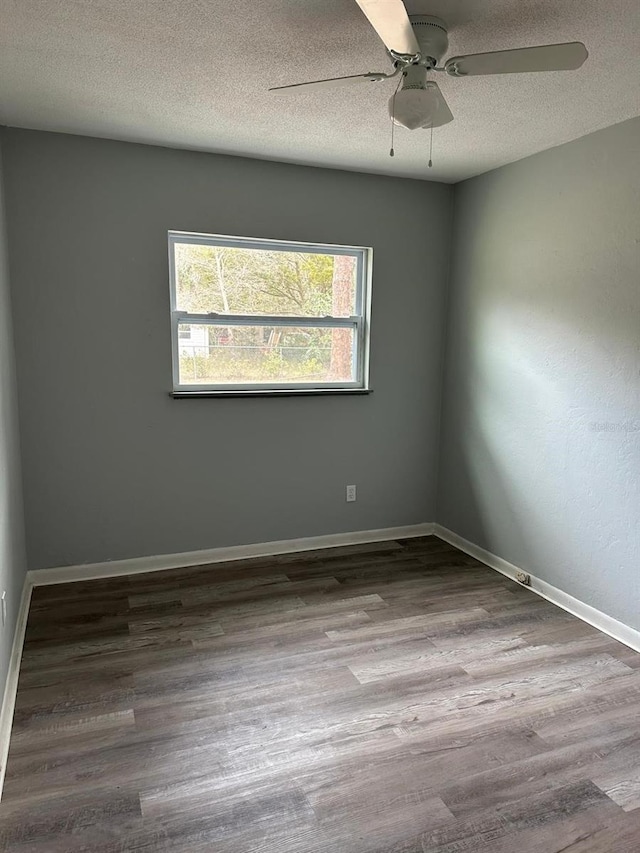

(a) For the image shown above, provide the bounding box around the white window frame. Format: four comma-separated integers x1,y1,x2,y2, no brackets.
168,231,372,395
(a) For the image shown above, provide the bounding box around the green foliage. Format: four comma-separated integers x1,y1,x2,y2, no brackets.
179,350,331,384
175,244,344,317
174,242,357,384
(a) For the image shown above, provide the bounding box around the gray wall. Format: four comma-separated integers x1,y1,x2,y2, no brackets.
438,117,640,630
2,129,452,569
0,134,27,700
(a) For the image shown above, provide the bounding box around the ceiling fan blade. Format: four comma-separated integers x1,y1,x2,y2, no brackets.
269,72,387,92
445,42,588,77
421,82,454,128
354,0,420,56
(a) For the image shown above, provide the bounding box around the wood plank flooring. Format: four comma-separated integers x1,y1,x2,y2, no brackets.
2,536,640,852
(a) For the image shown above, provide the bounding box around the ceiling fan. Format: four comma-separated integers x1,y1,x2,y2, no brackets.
269,0,588,132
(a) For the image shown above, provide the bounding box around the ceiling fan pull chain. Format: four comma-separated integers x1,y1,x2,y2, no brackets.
428,122,434,168
389,74,404,157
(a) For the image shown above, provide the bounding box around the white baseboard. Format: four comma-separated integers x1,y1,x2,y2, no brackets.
29,523,435,587
434,524,640,655
0,576,32,801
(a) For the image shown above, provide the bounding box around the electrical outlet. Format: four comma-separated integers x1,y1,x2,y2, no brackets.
346,484,357,502
1,591,6,627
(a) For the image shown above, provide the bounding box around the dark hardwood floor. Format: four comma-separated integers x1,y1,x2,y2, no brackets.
2,536,640,852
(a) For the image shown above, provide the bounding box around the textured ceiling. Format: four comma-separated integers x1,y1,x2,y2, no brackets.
1,0,639,182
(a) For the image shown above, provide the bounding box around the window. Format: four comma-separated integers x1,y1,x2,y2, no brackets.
168,231,372,394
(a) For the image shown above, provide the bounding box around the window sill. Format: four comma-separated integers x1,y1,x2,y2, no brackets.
170,389,373,399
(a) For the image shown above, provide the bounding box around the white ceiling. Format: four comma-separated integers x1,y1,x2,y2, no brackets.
1,0,639,182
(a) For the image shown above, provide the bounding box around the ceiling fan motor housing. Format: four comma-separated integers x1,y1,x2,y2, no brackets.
408,16,449,67
388,17,450,130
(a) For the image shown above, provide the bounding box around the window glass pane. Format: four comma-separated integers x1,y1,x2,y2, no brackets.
177,324,356,385
174,243,357,317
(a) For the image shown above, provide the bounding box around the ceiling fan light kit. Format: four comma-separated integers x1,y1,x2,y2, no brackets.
389,69,451,130
269,0,588,154
389,83,438,130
